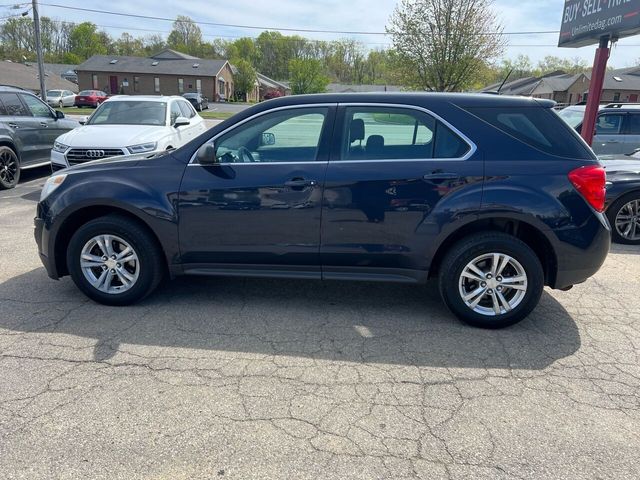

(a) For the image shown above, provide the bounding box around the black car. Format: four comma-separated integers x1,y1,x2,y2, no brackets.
182,93,208,111
0,85,78,189
34,93,610,328
601,154,640,245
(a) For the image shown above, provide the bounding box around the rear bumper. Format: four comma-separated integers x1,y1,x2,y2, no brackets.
551,211,611,289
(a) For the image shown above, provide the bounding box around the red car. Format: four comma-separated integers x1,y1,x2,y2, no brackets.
74,90,108,108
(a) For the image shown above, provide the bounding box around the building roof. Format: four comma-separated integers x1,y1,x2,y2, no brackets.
76,55,229,77
581,67,640,93
326,83,403,93
150,49,200,60
0,60,79,93
256,72,290,91
42,63,77,76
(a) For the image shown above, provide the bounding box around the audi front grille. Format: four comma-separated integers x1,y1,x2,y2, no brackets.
66,148,126,165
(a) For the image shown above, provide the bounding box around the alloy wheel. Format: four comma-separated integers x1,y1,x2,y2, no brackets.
615,199,640,242
0,149,18,187
458,253,528,316
80,234,140,294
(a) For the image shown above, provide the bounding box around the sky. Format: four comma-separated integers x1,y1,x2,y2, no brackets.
3,0,640,68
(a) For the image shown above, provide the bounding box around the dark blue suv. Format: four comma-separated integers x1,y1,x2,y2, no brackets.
34,93,610,328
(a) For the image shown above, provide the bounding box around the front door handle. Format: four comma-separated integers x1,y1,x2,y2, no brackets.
8,123,18,129
40,122,48,127
423,172,460,181
284,178,317,189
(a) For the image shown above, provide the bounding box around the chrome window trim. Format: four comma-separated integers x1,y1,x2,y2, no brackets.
188,101,477,166
188,103,336,165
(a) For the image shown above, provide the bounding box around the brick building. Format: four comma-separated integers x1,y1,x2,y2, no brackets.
76,49,234,101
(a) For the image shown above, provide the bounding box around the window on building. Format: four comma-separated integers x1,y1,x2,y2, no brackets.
133,76,140,93
92,74,98,89
178,78,184,94
154,77,160,93
196,79,202,93
613,92,621,102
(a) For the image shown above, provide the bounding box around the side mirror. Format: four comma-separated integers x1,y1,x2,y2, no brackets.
79,116,88,125
261,132,276,146
196,142,218,165
55,110,65,119
174,116,190,127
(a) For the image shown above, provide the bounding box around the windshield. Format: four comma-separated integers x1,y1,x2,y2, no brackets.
557,107,585,128
88,101,167,126
47,90,63,96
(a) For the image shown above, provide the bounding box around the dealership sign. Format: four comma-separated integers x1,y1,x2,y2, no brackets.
559,0,640,47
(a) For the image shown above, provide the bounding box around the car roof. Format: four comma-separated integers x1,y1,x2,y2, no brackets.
0,84,34,93
253,92,555,110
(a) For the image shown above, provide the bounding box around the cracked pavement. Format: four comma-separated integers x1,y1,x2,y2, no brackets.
1,168,639,479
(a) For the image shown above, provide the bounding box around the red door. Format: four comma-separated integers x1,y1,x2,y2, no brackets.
630,94,638,102
109,76,118,95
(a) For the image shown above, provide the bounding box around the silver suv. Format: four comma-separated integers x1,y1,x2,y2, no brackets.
558,103,640,155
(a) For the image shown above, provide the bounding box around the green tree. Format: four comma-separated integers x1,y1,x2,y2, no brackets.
226,37,259,66
387,0,505,91
232,59,257,101
288,58,329,94
167,15,203,56
114,32,144,56
536,55,589,75
68,22,107,60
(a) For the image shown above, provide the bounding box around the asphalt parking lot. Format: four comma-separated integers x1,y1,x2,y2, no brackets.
1,169,639,480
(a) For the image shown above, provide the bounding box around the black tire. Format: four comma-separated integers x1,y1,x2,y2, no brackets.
66,215,165,306
438,232,544,329
606,192,640,245
0,146,20,190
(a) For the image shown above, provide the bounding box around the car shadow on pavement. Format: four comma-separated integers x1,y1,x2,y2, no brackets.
0,268,581,370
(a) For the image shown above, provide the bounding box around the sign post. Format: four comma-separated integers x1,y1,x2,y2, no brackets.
559,0,640,145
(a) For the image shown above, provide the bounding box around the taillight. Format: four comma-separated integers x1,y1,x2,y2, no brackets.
568,165,606,212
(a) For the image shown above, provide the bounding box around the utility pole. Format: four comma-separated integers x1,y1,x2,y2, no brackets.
32,0,46,100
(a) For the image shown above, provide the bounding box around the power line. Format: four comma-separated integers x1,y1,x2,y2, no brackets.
38,2,562,37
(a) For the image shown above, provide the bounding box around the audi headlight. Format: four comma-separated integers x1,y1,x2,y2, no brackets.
52,141,69,153
40,174,67,201
127,142,157,154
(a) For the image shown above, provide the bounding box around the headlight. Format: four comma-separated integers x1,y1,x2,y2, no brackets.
127,142,157,154
40,174,67,201
52,141,69,153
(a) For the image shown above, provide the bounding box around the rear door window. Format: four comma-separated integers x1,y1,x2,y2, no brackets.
467,106,592,158
624,114,640,135
0,93,30,116
339,106,470,160
596,114,624,135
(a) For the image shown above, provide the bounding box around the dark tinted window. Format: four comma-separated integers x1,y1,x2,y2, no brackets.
0,97,7,116
340,107,469,160
625,114,640,135
0,93,30,116
468,107,591,158
21,94,51,117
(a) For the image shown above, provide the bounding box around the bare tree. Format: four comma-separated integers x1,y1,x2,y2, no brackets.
387,0,505,91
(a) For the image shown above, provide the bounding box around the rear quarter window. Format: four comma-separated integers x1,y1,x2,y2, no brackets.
466,106,593,159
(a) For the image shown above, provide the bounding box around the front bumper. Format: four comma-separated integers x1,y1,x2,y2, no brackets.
34,216,58,279
51,150,68,171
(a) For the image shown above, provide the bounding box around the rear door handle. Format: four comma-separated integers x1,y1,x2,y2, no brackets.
40,122,48,127
284,178,317,189
423,172,460,180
